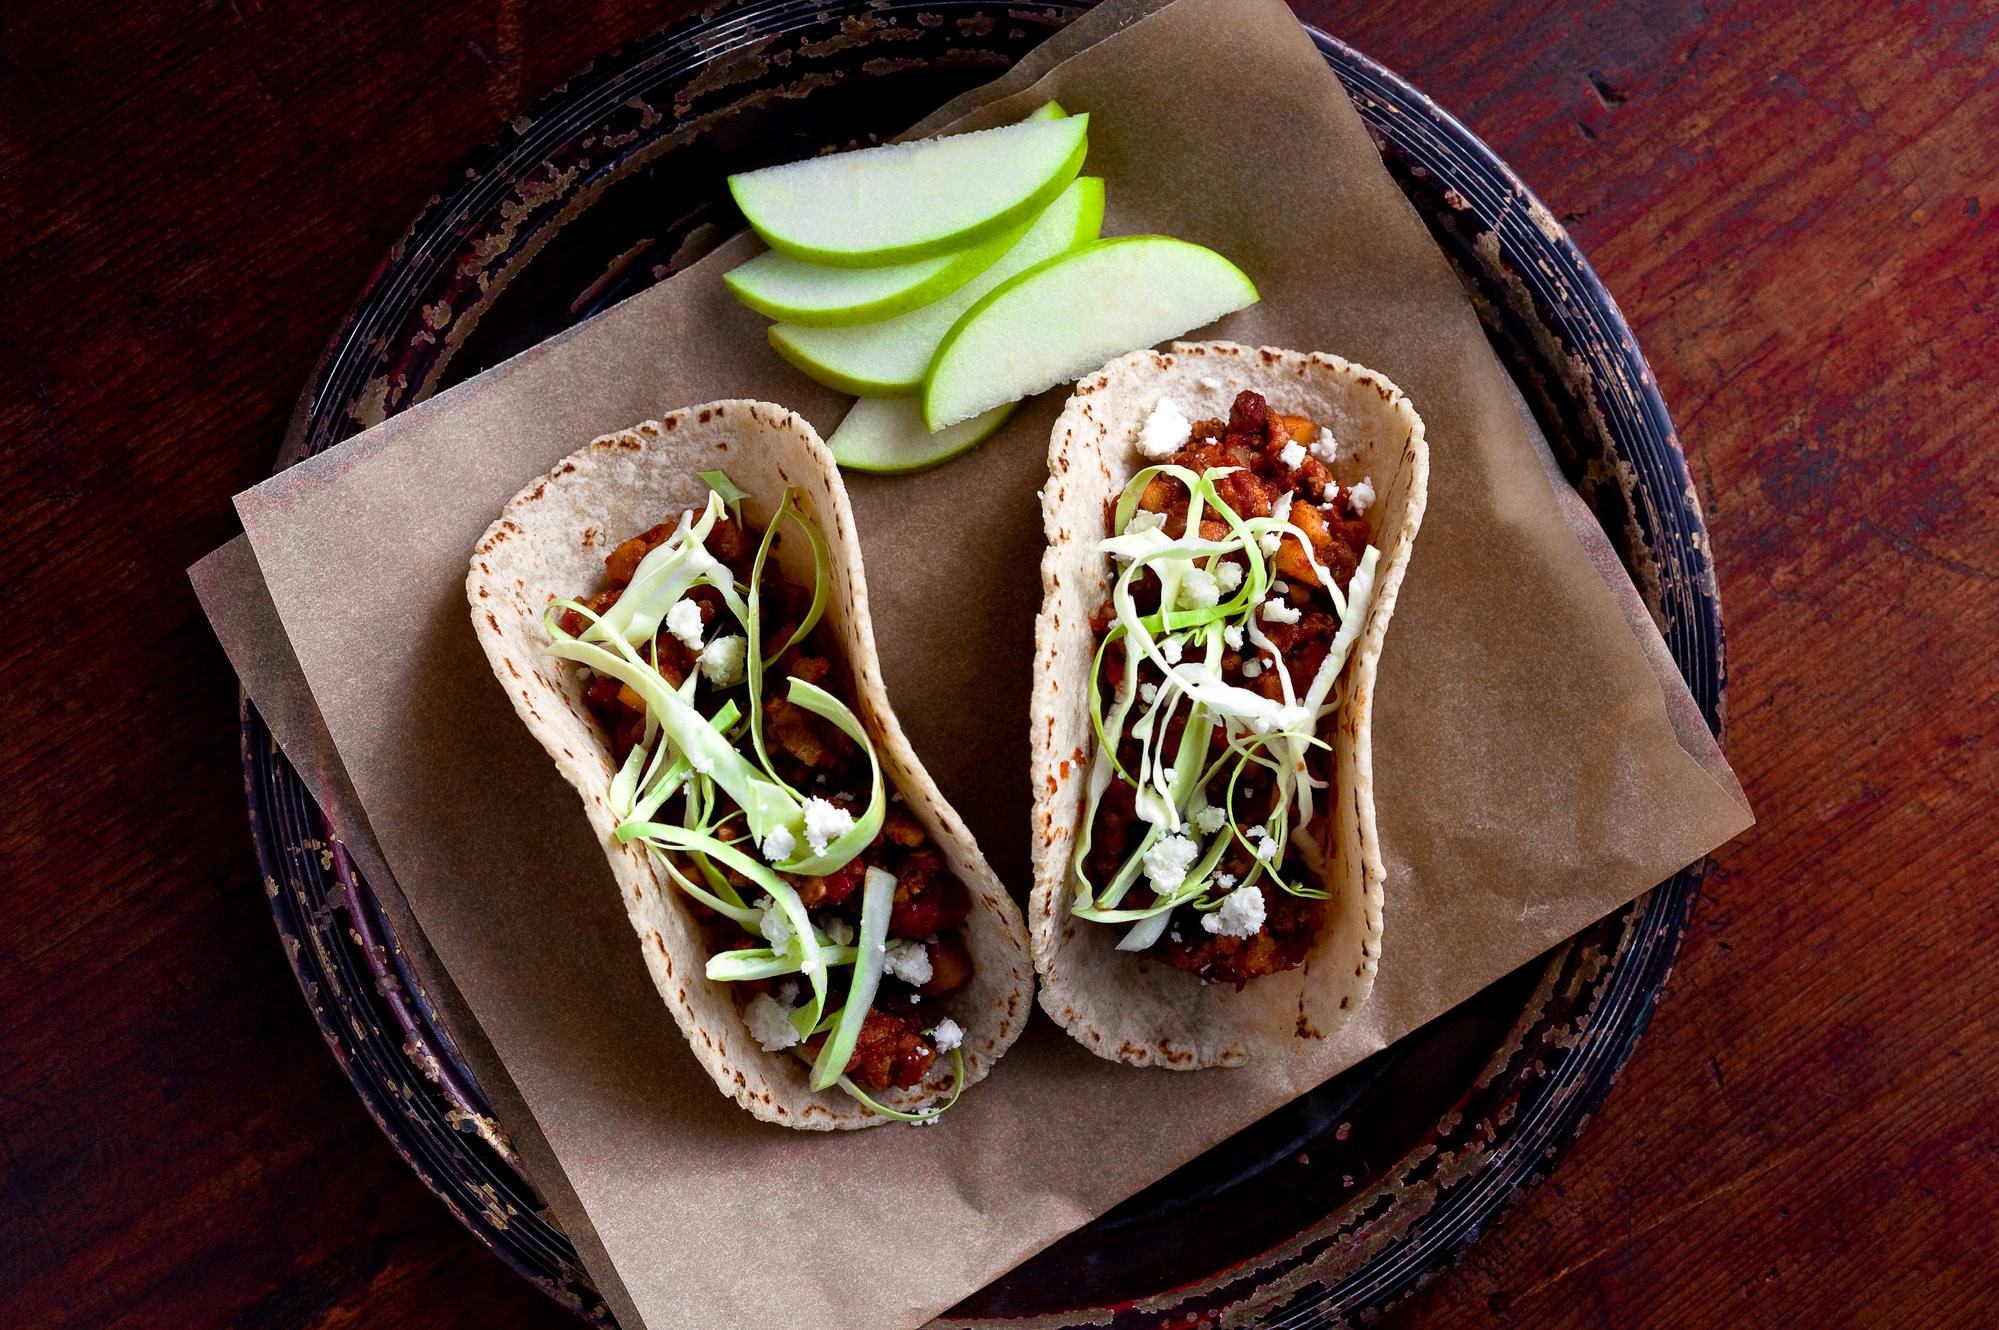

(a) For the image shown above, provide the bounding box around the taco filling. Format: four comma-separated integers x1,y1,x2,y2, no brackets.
543,474,972,1119
1071,389,1379,987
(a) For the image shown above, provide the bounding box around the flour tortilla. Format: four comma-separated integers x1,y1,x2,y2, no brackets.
1030,344,1429,1067
469,400,1033,1127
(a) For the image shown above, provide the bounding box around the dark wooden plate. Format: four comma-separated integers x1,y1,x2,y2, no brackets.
243,1,1725,1324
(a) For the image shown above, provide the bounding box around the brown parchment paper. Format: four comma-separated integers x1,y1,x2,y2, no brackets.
211,0,1752,1324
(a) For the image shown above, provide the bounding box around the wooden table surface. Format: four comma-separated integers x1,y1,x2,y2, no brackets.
3,0,1994,1325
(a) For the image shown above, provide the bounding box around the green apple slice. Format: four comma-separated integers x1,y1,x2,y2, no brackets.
723,220,1028,327
769,177,1106,396
827,396,1016,474
728,114,1090,268
722,103,1071,326
922,237,1259,429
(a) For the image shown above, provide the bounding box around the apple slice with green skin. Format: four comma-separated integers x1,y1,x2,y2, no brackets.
723,219,1029,327
728,113,1089,268
827,396,1016,474
922,237,1259,429
721,104,1070,326
768,177,1106,396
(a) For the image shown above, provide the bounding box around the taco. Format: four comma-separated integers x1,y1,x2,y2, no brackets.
469,401,1032,1127
1030,343,1429,1067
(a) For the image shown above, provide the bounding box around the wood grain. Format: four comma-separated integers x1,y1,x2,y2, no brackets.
1,0,1993,1326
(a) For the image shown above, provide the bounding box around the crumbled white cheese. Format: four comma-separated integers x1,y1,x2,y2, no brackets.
744,993,801,1051
1193,804,1228,835
664,598,705,651
1213,871,1238,891
757,897,793,951
1161,638,1185,664
1139,681,1159,705
1216,561,1244,592
821,916,855,946
801,796,855,854
1350,476,1376,513
884,941,934,986
575,665,593,682
1199,376,1225,391
1259,530,1282,555
1310,427,1340,464
698,634,747,687
930,1017,965,1052
1278,440,1307,469
1143,833,1201,895
1127,509,1167,534
1202,884,1267,938
1246,825,1280,861
776,979,800,1007
690,754,715,776
1242,659,1262,678
1271,493,1294,525
1223,624,1245,649
760,825,796,863
1135,397,1193,459
1261,598,1303,624
1177,566,1220,610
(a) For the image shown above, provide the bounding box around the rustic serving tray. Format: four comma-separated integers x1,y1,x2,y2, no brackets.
242,1,1725,1323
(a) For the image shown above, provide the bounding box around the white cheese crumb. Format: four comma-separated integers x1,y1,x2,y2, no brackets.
1202,885,1267,938
757,897,793,951
1270,493,1294,525
1261,598,1303,624
1216,561,1244,592
1199,376,1225,391
1278,440,1307,469
801,796,855,854
1177,566,1220,610
1143,833,1201,895
1350,477,1377,513
1258,530,1282,555
690,754,715,776
697,634,747,687
1139,681,1159,705
1246,825,1280,861
664,598,705,651
821,916,855,946
930,1017,965,1052
760,825,795,863
1135,397,1193,459
1127,509,1167,534
744,993,801,1051
1223,624,1245,649
1242,659,1262,678
884,941,934,986
1161,638,1185,664
1193,804,1228,835
1213,871,1238,891
1310,427,1340,464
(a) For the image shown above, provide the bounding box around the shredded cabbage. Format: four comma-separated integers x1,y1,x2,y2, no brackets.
1070,463,1380,947
543,475,960,1119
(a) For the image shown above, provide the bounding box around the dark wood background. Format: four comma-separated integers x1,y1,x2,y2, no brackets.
3,0,1994,1325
